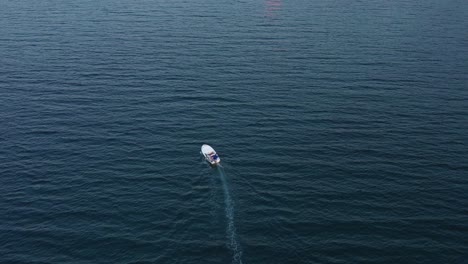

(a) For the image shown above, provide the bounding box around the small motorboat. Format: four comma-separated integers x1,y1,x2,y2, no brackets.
201,144,221,165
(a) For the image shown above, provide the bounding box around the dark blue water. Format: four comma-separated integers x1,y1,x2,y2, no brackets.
1,0,468,263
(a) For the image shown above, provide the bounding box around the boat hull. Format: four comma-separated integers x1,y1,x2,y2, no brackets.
201,144,221,165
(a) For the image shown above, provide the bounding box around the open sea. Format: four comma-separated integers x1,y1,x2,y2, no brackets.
1,0,468,263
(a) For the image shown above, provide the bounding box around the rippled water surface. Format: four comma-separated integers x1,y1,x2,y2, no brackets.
1,0,468,263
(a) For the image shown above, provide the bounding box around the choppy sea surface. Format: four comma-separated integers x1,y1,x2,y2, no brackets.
1,0,468,263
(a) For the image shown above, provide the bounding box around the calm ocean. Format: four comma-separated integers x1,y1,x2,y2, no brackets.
1,0,467,263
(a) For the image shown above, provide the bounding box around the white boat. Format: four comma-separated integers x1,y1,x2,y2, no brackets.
201,144,221,165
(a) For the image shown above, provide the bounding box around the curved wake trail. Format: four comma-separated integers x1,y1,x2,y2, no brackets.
217,166,243,264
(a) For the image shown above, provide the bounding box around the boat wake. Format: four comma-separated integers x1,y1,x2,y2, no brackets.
217,165,243,264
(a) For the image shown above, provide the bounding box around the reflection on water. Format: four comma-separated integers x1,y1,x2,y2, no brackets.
265,0,282,18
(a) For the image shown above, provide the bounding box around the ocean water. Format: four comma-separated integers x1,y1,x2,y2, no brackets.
1,0,468,263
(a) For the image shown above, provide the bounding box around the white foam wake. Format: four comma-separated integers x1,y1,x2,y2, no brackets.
218,166,243,264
